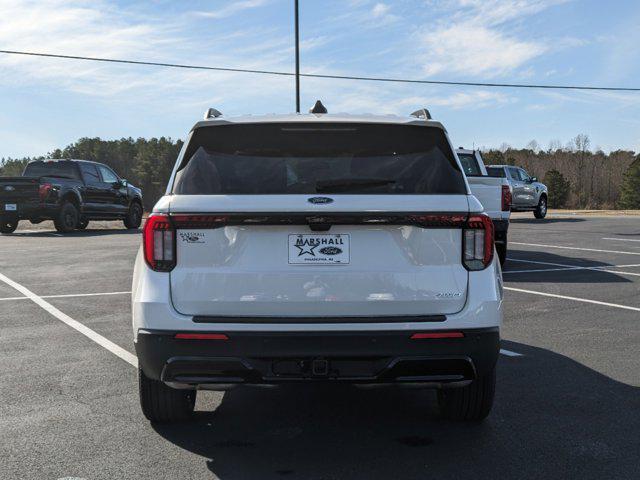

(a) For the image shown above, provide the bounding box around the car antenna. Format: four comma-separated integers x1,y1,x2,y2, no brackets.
410,108,432,120
309,100,328,114
204,108,222,119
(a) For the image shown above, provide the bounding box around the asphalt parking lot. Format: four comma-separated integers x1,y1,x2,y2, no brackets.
1,214,639,480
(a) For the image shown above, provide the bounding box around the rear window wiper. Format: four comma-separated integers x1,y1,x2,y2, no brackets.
315,178,396,193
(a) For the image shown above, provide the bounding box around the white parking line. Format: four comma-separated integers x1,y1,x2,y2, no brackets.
0,272,137,367
504,266,582,274
0,291,131,301
603,237,640,243
511,241,640,256
0,274,525,362
499,349,523,357
504,286,640,312
504,258,640,277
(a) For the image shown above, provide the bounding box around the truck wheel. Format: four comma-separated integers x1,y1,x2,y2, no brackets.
437,366,495,421
138,368,196,423
76,218,89,230
54,202,79,233
534,196,547,219
0,219,18,234
124,202,142,229
496,243,507,266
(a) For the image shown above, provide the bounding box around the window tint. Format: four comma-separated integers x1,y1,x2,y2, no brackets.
98,165,118,183
24,161,79,180
173,123,466,195
80,163,101,185
519,169,530,182
457,153,482,176
486,167,505,178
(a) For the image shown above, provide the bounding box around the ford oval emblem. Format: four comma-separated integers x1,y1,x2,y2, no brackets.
308,196,333,205
319,246,342,256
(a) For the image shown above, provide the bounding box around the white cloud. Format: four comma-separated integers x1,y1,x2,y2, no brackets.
193,0,269,19
415,0,565,78
419,23,546,77
0,0,291,102
371,3,390,18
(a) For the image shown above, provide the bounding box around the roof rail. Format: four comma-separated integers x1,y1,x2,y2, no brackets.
410,108,432,120
204,108,223,120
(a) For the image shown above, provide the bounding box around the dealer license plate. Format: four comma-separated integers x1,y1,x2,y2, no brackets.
288,234,350,265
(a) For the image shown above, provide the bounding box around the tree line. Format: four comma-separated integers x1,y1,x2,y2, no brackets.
1,134,639,210
482,135,639,209
0,137,182,211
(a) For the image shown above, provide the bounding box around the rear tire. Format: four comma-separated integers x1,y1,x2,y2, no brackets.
76,218,89,230
0,219,18,234
138,368,196,423
534,196,547,219
124,202,142,229
437,365,496,421
54,202,79,233
496,243,507,267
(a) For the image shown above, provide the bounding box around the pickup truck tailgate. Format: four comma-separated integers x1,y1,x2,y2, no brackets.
0,177,39,210
467,176,508,220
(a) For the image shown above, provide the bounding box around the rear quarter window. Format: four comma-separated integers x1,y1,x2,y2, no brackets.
457,153,482,176
486,167,506,178
172,123,466,195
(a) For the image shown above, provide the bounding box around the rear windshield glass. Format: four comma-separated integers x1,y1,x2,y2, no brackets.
172,123,466,195
457,153,482,176
486,167,506,178
24,161,80,180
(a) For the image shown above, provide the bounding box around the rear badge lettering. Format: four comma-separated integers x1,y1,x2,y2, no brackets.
288,234,350,265
436,292,462,298
179,232,205,244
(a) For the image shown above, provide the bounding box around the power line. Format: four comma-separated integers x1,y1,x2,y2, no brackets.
1,49,639,92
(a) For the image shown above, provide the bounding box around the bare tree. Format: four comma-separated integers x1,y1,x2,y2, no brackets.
526,140,540,153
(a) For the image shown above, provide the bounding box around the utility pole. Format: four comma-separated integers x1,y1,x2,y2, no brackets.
294,0,301,113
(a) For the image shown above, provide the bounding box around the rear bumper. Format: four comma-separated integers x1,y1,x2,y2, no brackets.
0,202,59,221
135,327,499,387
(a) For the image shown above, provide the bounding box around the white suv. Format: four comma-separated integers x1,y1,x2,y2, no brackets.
132,106,503,423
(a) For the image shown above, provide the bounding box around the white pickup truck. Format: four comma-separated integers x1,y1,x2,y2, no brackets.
456,149,511,265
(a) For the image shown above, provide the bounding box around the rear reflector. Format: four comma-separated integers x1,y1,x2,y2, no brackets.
174,333,229,340
411,332,464,339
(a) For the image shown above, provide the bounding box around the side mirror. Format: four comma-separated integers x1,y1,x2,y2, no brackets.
530,177,538,183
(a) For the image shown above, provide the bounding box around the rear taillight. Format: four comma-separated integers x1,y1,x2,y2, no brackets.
408,214,467,227
171,215,228,229
463,214,494,270
143,214,175,272
501,185,512,212
143,214,228,272
38,183,52,203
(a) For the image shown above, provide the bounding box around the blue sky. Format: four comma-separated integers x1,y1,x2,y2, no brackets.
1,0,639,158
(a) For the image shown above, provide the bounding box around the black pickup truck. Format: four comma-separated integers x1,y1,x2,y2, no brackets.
0,159,143,234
